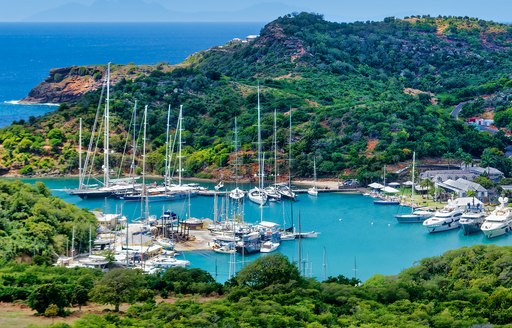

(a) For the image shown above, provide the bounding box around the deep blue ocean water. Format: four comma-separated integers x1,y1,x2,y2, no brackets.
1,23,511,282
0,22,263,127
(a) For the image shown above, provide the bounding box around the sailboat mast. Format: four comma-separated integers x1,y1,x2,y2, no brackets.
257,84,262,190
273,109,278,185
313,157,317,188
79,118,82,190
164,105,171,192
104,63,111,188
234,117,239,188
178,105,183,186
131,101,137,185
411,151,416,209
143,105,149,219
288,108,292,189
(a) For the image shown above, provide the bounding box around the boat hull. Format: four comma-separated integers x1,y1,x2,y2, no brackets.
424,220,460,233
71,190,115,199
481,224,511,238
394,214,427,223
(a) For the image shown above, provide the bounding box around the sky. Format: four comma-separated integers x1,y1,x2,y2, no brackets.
1,0,511,23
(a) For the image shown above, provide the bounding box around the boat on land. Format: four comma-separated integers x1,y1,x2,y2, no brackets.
481,197,512,238
423,198,473,233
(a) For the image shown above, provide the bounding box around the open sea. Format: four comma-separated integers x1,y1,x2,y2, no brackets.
1,23,511,282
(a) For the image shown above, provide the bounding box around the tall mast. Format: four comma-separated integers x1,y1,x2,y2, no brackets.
257,84,262,190
273,109,278,186
411,151,416,210
131,101,137,184
143,105,149,219
164,105,171,191
104,62,111,188
288,108,292,189
79,118,82,189
234,117,239,188
178,105,184,186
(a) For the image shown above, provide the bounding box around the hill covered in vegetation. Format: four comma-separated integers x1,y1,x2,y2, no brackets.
2,13,512,182
1,246,512,327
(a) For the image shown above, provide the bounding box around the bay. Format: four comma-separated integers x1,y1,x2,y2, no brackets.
0,22,263,127
15,177,512,283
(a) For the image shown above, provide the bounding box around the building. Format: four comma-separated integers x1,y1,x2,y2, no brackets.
420,169,477,183
464,166,504,182
436,178,488,199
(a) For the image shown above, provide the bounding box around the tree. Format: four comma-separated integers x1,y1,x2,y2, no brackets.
231,253,304,289
45,303,59,324
28,283,69,315
71,285,89,311
90,268,145,312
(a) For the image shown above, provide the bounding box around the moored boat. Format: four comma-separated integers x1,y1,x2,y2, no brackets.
459,199,485,235
422,198,471,233
395,209,433,223
260,241,280,253
481,197,512,238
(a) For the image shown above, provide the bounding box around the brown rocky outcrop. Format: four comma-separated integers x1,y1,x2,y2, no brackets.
21,64,170,104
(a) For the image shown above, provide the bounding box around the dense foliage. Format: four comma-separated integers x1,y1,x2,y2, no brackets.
2,13,512,182
2,247,511,326
0,180,96,263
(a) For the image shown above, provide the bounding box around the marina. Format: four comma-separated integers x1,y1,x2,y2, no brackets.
13,176,512,283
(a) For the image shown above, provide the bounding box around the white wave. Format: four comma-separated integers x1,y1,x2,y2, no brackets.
3,100,59,106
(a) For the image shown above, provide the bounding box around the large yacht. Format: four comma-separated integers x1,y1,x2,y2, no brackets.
481,197,512,238
459,198,485,235
422,198,471,233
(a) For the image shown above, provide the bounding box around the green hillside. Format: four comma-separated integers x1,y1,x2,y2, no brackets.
2,13,512,181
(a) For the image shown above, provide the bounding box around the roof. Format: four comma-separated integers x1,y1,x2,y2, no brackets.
437,178,487,192
467,166,504,176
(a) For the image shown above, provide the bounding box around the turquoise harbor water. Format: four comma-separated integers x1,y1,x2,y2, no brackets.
16,177,512,282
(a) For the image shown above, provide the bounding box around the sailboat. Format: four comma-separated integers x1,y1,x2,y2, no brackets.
229,117,245,201
69,63,136,199
394,152,433,222
276,109,296,200
307,157,318,197
264,109,282,202
248,85,268,206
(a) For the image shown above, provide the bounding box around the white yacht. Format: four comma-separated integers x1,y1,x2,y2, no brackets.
260,241,280,253
481,197,512,238
459,199,485,235
423,198,470,233
229,187,245,201
248,187,268,205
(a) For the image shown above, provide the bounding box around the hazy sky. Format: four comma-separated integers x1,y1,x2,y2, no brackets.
2,0,511,23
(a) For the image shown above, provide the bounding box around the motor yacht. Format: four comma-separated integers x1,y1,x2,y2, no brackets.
481,197,512,238
459,199,485,235
422,198,469,233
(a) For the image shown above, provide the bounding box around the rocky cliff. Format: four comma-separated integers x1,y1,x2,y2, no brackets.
21,63,170,104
